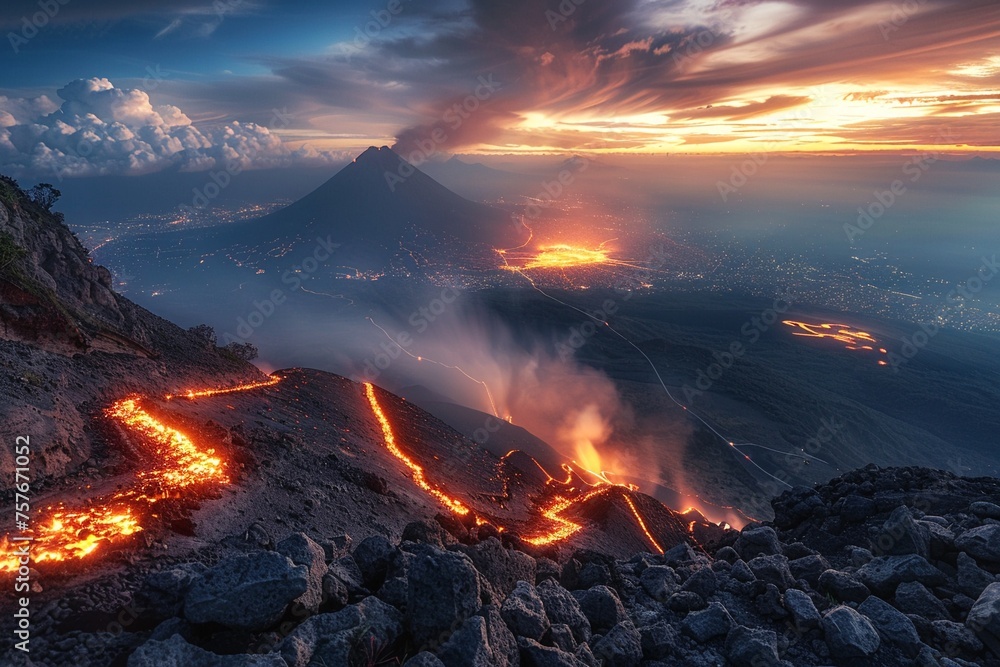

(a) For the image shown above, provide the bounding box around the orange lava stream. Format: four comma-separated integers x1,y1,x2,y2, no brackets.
522,487,614,546
783,320,889,365
166,376,280,400
623,493,664,554
0,376,279,574
363,383,470,516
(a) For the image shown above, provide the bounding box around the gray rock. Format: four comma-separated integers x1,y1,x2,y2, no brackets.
681,567,718,598
277,596,402,667
753,582,788,620
184,552,308,631
957,551,997,599
731,560,756,583
479,604,520,667
402,519,448,548
930,620,983,654
784,588,821,630
135,563,207,619
639,621,678,660
725,625,779,667
874,506,929,558
326,555,366,597
578,562,612,589
848,546,874,567
956,525,1000,563
856,555,946,596
971,502,1000,520
716,546,739,563
457,537,537,599
537,579,591,643
127,634,284,666
573,586,628,635
377,575,408,609
277,532,327,612
408,549,482,649
747,554,795,590
668,590,708,613
818,569,870,603
439,616,503,667
682,601,735,642
517,636,585,666
858,595,922,657
789,554,830,587
591,621,642,667
966,582,1000,655
501,581,550,640
894,581,950,621
733,526,783,560
548,624,577,653
639,565,678,601
821,605,880,658
664,542,705,567
575,642,599,667
353,534,396,589
324,534,353,561
404,653,446,667
841,495,877,523
917,520,956,559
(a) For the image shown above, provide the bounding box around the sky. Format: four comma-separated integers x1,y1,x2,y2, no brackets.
1,0,999,177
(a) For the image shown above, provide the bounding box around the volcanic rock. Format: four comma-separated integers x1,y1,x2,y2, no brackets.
128,634,285,666
438,616,500,667
407,549,482,648
971,502,1000,520
353,534,396,590
591,621,642,667
956,525,1000,563
277,532,327,612
457,537,537,599
746,554,795,590
733,526,783,560
501,581,550,640
875,506,930,558
573,585,628,634
857,595,923,657
856,554,946,596
537,579,592,643
404,653,446,667
638,565,678,601
135,563,207,620
788,554,830,587
821,605,881,657
682,601,735,642
784,588,821,630
957,551,998,598
183,552,309,631
516,637,583,666
277,596,402,667
725,625,779,667
638,621,678,660
967,582,1000,655
818,569,870,603
894,581,950,621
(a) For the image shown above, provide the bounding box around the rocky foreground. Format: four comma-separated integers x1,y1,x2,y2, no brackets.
7,465,999,667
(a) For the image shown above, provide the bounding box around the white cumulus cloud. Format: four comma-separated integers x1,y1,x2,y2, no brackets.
0,78,341,178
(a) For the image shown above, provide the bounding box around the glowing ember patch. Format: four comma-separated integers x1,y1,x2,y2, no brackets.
0,376,279,574
363,383,470,516
503,245,611,270
783,320,889,365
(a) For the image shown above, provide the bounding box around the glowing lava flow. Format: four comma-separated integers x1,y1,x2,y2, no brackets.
0,376,279,574
363,383,470,516
166,376,280,400
622,493,664,554
522,486,614,546
782,321,890,366
508,245,612,270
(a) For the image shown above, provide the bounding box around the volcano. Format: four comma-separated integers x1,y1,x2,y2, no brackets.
219,145,530,250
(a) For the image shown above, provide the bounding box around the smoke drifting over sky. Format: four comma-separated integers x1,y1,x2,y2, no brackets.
1,0,998,176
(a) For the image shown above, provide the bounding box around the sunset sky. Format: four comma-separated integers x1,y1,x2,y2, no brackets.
1,0,998,176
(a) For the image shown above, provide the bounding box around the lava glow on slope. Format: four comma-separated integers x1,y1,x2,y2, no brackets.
362,381,667,553
505,244,612,270
783,320,890,366
0,376,279,573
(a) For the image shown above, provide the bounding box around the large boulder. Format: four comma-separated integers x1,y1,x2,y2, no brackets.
277,533,327,612
127,634,284,667
501,581,550,640
537,579,591,643
858,595,922,658
873,506,929,559
456,538,536,600
957,551,998,599
733,526,783,560
788,554,830,587
516,637,583,666
746,554,795,590
725,625,779,667
591,621,642,667
183,552,308,631
818,569,870,603
638,565,678,601
893,581,950,621
682,601,735,642
967,582,1000,655
956,525,1000,564
353,535,396,589
277,596,402,667
438,614,518,667
407,549,482,649
783,589,821,630
821,605,880,658
572,586,628,635
856,555,946,596
134,563,207,620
